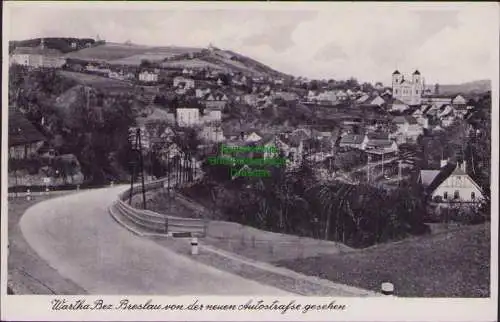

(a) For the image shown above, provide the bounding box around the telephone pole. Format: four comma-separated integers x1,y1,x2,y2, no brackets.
128,128,147,209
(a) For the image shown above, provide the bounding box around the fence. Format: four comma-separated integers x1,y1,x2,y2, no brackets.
112,177,207,237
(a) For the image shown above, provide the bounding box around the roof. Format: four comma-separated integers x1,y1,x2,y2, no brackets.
392,70,401,75
8,106,46,146
366,137,394,148
421,162,481,196
339,134,365,145
367,132,389,140
413,70,421,75
419,170,441,187
393,115,419,125
12,46,62,56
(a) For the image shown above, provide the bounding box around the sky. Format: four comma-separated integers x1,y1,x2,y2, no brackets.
5,2,499,85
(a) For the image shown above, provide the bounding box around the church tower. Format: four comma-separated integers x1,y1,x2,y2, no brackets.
392,70,402,86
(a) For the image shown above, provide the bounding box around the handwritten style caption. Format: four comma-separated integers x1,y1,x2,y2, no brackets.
51,298,347,314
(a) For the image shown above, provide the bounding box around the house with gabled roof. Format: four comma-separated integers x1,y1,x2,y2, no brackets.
202,91,228,109
419,160,483,205
338,134,365,150
8,106,47,160
173,76,195,89
392,115,423,143
387,98,410,112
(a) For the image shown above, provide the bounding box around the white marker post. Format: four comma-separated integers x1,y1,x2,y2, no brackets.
381,282,394,296
26,189,31,201
110,181,114,187
190,237,199,255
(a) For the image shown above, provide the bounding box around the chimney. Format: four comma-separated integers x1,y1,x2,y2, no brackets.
440,159,448,168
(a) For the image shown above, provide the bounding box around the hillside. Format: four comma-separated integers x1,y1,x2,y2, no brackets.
11,38,290,78
426,80,491,96
277,223,490,297
9,37,98,54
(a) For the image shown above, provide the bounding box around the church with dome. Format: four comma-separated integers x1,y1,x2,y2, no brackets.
391,69,424,105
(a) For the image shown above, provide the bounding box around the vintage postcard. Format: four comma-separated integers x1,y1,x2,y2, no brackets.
1,1,498,321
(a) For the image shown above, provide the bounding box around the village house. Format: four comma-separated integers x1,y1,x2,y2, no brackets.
276,133,305,169
387,98,410,112
8,106,46,160
201,108,222,124
419,160,483,205
202,92,228,109
139,70,159,83
243,94,258,107
335,90,349,101
411,108,430,129
199,125,225,143
196,88,211,99
339,134,365,150
244,130,264,143
392,115,424,144
173,76,195,89
363,132,398,153
176,108,200,127
10,39,66,68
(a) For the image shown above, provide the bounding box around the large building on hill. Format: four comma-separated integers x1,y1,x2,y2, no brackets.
391,70,424,105
10,38,66,68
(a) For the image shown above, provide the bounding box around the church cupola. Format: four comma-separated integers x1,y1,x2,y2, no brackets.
412,69,421,84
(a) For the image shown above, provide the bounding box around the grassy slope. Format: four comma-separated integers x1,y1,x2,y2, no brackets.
276,223,491,297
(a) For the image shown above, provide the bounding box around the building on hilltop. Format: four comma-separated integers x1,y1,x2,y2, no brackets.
10,38,66,68
391,70,424,105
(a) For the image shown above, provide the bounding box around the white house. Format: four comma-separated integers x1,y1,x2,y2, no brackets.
419,161,483,204
199,125,225,142
245,131,263,143
201,109,222,124
139,70,159,83
176,108,200,127
173,76,195,89
452,94,467,108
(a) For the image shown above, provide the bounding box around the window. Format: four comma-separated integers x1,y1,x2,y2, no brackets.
471,192,476,200
395,89,398,95
288,152,295,161
416,90,419,94
454,190,460,199
443,192,448,200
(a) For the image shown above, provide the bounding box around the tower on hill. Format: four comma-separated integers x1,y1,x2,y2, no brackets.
391,69,424,105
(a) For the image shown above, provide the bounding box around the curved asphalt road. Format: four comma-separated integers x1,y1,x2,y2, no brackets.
19,186,293,295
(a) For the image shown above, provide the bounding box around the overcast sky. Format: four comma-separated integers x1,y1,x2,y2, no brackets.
5,2,499,85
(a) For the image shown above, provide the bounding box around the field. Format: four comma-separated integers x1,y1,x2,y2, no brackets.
276,223,490,297
64,43,202,63
57,70,133,91
160,58,224,70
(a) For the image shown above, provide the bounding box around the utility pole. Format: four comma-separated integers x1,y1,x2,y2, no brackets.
128,128,147,209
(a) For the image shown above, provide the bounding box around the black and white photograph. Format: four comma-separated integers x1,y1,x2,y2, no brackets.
1,1,498,321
